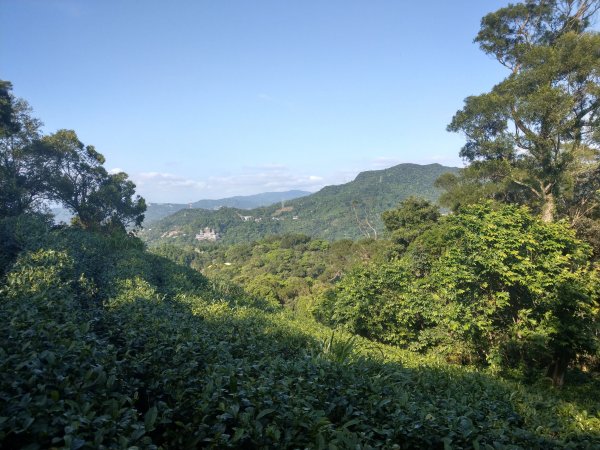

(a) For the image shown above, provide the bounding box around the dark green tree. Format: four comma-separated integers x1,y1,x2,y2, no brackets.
0,80,14,136
0,83,45,217
424,203,598,386
444,0,600,223
381,197,440,251
40,129,145,230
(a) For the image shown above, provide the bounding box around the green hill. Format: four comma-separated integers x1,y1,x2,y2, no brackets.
140,163,459,245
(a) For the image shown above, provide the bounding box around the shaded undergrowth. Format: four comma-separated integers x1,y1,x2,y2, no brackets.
1,226,599,448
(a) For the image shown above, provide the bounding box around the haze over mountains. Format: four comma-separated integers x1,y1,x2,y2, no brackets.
52,190,311,226
140,163,459,245
143,190,311,224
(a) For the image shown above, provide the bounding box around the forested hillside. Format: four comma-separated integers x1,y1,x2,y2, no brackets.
2,75,600,448
135,190,312,225
140,163,458,245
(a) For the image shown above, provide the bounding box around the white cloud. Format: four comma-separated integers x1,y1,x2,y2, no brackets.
136,172,207,189
108,167,124,174
131,167,325,203
206,167,324,193
257,93,274,101
256,93,294,109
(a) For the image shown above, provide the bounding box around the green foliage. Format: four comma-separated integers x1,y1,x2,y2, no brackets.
0,212,52,276
40,129,146,231
0,84,146,232
444,1,600,224
316,262,413,346
2,221,600,448
319,203,600,385
142,190,310,225
152,234,388,310
382,197,440,252
0,90,45,217
0,249,149,449
317,332,358,364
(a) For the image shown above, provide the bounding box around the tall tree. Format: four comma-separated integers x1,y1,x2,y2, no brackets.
40,129,145,230
0,82,45,217
445,0,600,223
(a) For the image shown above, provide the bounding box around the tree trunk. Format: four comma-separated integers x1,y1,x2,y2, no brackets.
541,191,555,223
547,354,569,387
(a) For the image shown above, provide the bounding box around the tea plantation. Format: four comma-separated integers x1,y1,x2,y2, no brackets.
1,215,599,449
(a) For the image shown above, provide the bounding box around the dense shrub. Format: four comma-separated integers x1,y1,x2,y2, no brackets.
318,203,600,384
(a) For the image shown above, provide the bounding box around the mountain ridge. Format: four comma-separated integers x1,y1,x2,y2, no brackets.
52,189,311,225
143,189,311,224
139,163,460,245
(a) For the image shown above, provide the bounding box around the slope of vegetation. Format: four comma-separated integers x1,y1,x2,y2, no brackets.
139,163,459,246
2,214,600,449
53,190,311,227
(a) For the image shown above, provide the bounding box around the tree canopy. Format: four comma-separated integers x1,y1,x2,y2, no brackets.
443,0,600,226
0,82,145,231
318,203,599,386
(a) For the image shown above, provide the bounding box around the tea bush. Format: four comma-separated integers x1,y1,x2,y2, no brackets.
1,226,599,448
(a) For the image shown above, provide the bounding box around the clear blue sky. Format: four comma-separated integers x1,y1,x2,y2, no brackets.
2,0,509,202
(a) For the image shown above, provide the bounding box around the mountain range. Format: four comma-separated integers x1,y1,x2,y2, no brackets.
139,163,459,245
143,190,311,224
51,190,311,226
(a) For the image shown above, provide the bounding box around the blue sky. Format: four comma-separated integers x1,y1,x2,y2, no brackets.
2,0,509,202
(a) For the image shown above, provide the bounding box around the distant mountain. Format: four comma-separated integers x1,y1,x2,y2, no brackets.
144,190,311,224
51,190,311,225
139,163,459,245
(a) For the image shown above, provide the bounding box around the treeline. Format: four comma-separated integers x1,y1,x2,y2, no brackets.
1,0,600,446
152,234,389,310
155,198,600,388
139,163,457,245
4,213,600,448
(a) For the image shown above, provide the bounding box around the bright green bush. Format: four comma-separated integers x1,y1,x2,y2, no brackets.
319,203,599,384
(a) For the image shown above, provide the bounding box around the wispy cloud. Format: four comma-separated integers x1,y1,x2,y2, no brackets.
369,156,404,169
129,155,461,204
257,93,274,101
136,172,207,189
206,167,324,193
131,167,325,203
256,93,294,109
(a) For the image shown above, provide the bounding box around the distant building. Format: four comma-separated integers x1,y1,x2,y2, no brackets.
195,227,220,241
